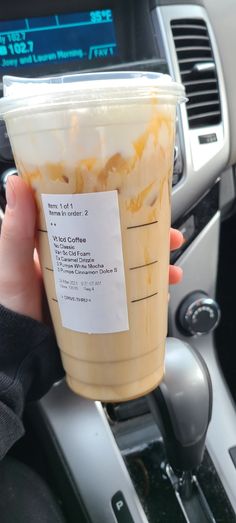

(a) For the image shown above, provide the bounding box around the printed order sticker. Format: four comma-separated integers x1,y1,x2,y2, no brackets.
42,191,129,334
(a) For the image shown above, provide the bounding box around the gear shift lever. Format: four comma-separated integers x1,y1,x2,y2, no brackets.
147,337,212,472
147,338,215,523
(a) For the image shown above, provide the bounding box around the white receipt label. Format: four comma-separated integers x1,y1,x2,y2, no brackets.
42,191,129,334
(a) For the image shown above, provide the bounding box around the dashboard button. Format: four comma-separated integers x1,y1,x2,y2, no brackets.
177,291,221,336
112,491,135,522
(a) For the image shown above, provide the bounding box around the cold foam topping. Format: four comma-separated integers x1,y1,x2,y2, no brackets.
7,102,175,166
1,72,183,166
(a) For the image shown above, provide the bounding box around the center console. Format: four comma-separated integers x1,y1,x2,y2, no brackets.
0,1,235,522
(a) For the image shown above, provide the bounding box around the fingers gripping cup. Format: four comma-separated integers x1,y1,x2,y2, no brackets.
0,72,185,402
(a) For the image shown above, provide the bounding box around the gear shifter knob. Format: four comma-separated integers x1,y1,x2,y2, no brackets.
147,338,212,472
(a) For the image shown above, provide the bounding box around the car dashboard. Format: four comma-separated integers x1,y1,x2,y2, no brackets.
1,1,236,522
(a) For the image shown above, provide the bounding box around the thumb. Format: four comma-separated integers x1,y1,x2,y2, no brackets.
0,176,39,313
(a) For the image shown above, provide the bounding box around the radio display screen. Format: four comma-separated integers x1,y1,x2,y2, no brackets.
0,9,118,71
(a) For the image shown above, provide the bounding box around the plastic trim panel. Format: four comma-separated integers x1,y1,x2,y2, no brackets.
151,4,229,222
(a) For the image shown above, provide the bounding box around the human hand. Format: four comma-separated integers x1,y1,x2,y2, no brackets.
0,176,183,323
0,175,42,322
169,228,183,284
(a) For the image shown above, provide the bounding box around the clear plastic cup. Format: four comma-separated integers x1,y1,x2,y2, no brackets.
0,72,185,401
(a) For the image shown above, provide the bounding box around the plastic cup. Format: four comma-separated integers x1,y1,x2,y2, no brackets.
0,72,185,401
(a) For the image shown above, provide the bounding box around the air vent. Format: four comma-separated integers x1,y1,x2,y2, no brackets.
171,18,221,129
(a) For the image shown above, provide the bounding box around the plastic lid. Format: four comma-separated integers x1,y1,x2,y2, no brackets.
0,71,185,117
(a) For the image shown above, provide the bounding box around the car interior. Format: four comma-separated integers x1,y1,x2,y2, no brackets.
1,0,236,521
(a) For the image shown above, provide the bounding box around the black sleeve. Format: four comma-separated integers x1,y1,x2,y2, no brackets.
0,304,64,460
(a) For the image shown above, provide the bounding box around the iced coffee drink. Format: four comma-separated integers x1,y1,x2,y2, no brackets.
0,72,184,401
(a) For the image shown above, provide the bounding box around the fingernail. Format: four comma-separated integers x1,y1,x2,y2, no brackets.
6,178,16,209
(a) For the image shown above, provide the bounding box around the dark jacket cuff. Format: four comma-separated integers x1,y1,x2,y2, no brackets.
0,304,64,458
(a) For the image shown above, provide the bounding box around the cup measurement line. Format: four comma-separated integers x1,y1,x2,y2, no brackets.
38,228,48,233
129,260,158,271
127,220,158,230
65,367,161,386
51,298,58,303
131,291,158,303
60,345,161,363
45,267,54,272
